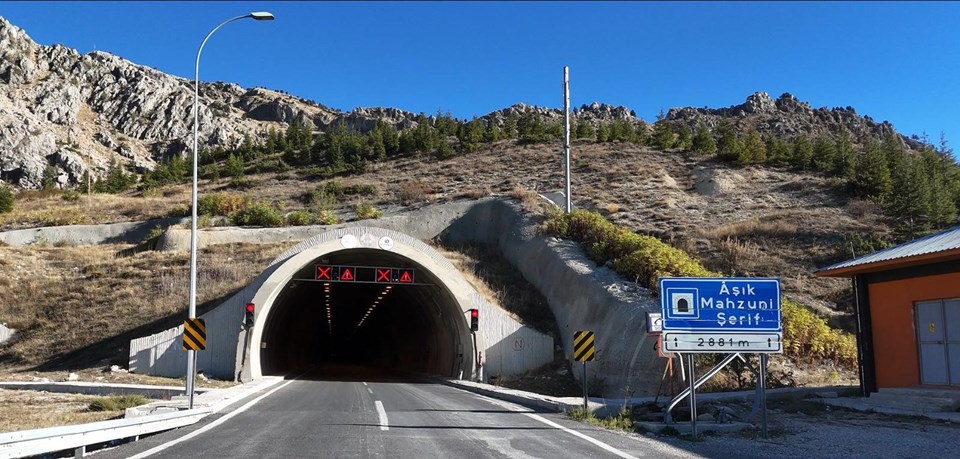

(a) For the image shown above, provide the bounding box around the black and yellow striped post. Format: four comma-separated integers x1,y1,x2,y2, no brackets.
573,330,596,410
182,318,207,351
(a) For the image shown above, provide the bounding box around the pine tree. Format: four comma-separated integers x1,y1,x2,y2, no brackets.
634,120,649,145
458,117,484,152
574,120,594,140
239,134,256,160
265,128,279,154
766,137,791,166
790,137,813,169
851,138,893,203
691,125,716,156
922,149,959,228
484,120,502,143
502,112,518,138
737,130,766,165
41,165,58,190
811,137,837,172
225,153,245,181
651,110,675,149
675,125,693,150
832,132,855,178
888,157,932,240
0,185,13,214
517,110,547,143
596,122,611,142
716,118,738,160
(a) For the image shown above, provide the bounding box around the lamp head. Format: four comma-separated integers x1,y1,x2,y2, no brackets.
249,12,275,21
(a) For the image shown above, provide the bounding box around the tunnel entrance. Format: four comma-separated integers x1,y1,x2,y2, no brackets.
258,248,468,378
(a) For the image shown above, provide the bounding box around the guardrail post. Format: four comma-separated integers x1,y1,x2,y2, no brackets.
74,445,85,458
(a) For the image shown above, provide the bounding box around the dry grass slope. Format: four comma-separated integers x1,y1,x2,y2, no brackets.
0,243,287,369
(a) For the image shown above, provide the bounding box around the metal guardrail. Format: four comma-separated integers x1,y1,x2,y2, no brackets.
0,407,212,459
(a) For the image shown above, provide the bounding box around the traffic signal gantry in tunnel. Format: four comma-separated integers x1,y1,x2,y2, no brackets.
256,249,470,378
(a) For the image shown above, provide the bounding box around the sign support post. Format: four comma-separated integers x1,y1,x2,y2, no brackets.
189,351,198,409
573,330,596,412
760,353,768,438
659,277,782,432
582,361,588,410
687,353,697,438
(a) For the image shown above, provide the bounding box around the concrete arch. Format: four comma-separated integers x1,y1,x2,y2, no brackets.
242,226,484,380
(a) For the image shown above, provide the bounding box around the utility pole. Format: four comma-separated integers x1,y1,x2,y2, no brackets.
563,66,571,213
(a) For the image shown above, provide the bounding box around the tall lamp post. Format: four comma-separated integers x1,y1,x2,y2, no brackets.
187,11,274,409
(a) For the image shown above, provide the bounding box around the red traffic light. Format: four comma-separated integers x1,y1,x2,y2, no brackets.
246,303,255,313
468,308,479,332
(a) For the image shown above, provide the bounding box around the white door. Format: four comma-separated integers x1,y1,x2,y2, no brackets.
916,300,960,385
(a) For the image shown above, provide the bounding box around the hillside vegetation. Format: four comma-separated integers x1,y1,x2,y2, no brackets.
2,89,959,379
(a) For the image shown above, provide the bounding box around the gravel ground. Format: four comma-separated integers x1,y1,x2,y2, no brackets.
628,399,960,458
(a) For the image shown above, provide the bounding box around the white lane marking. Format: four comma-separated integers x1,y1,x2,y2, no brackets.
375,400,389,431
128,379,297,459
363,382,368,386
367,387,374,394
474,394,637,459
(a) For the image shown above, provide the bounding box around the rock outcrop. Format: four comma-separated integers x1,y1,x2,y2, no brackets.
0,17,425,189
0,15,924,190
667,91,920,149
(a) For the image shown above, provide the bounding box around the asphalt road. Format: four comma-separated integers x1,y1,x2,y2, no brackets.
95,365,699,458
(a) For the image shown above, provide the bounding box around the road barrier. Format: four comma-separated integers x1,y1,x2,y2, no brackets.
0,407,211,458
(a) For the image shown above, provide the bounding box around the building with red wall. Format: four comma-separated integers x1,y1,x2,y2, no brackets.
818,225,960,395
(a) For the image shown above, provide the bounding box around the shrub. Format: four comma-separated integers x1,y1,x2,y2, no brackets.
782,298,857,367
354,203,383,220
344,183,378,196
168,204,190,217
315,210,341,225
61,189,81,202
231,202,284,227
545,209,857,368
0,186,12,214
142,225,166,245
88,394,148,412
398,182,432,205
286,210,311,226
199,193,248,216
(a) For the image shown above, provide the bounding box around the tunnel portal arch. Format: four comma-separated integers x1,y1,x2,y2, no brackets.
241,226,481,381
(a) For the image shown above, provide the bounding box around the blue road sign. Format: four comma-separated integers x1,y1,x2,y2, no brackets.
659,278,781,332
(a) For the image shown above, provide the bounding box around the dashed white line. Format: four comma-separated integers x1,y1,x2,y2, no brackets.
362,382,368,386
367,387,374,394
375,400,389,431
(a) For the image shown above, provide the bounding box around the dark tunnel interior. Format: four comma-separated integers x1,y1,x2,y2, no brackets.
259,249,468,378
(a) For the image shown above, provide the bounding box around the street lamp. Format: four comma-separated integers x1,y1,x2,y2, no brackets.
187,11,274,409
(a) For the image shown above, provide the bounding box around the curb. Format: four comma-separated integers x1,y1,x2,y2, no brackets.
438,378,588,413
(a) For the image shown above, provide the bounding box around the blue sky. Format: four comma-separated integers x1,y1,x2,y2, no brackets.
2,1,959,149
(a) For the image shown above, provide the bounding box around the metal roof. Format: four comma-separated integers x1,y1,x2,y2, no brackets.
818,224,960,274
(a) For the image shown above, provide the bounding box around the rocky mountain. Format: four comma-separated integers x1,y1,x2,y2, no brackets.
0,16,923,190
0,17,423,189
667,91,922,149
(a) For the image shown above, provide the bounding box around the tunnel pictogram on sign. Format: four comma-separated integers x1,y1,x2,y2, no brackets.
573,330,596,362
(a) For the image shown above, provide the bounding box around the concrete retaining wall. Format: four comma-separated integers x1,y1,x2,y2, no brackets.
0,324,14,344
441,199,663,397
0,217,188,247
